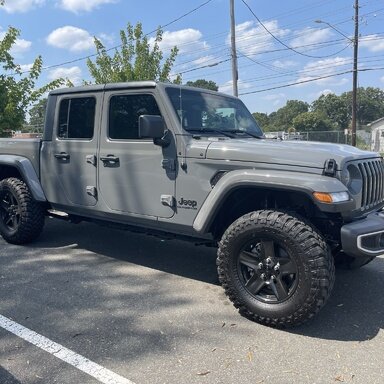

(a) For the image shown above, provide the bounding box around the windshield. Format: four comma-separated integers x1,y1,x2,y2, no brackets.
165,87,264,137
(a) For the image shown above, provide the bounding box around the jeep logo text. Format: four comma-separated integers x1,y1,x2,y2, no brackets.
177,197,197,209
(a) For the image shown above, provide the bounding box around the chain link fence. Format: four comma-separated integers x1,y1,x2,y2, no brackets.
266,130,372,150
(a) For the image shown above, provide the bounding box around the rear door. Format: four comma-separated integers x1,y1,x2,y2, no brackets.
98,91,176,218
41,94,100,207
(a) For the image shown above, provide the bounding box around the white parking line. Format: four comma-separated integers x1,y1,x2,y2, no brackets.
0,314,135,384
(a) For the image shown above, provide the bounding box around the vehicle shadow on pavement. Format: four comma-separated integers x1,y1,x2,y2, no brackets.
290,258,384,341
33,219,220,285
30,219,384,342
0,366,22,384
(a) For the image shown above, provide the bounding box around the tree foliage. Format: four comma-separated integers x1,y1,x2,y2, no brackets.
252,112,269,130
311,93,349,130
269,100,309,131
292,111,334,132
0,26,64,136
29,98,47,127
185,79,218,91
86,23,180,84
252,87,384,133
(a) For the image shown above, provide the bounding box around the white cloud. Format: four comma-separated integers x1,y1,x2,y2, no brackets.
262,93,287,107
192,55,216,66
219,79,252,94
46,26,94,52
296,57,351,87
2,0,45,13
263,93,286,101
272,60,297,69
381,76,384,83
0,31,31,56
20,63,34,72
316,89,334,98
360,34,384,52
12,38,32,55
152,29,209,54
58,0,116,13
48,66,82,85
228,20,290,56
290,27,333,48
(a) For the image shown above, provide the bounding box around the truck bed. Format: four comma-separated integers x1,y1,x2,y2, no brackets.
0,138,41,175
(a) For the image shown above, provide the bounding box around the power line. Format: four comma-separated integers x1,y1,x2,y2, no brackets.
239,70,353,94
240,0,353,59
238,66,384,95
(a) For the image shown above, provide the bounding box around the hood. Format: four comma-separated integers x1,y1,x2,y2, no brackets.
205,139,379,170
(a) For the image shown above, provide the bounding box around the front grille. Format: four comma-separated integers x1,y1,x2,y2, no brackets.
357,158,384,210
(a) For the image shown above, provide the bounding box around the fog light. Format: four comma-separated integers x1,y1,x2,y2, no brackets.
380,234,384,248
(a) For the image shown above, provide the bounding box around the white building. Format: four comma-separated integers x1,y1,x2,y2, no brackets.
368,117,384,152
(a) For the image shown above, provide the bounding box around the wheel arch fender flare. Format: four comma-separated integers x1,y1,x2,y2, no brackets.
193,169,350,234
0,155,47,202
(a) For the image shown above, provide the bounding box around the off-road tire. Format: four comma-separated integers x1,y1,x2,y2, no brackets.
0,177,45,244
333,250,375,270
217,210,335,328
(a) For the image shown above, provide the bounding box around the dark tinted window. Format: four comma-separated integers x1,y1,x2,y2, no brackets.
58,97,96,139
109,94,161,140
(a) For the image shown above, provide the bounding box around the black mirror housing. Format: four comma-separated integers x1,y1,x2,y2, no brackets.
139,115,165,139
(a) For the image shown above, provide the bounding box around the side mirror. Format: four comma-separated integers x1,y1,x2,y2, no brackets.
139,115,169,147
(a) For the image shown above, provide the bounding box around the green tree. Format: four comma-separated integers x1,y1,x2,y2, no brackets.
292,111,334,132
29,98,47,127
86,22,180,84
347,87,384,125
311,93,349,130
252,112,270,131
185,79,218,91
312,88,384,129
269,100,309,131
0,27,64,136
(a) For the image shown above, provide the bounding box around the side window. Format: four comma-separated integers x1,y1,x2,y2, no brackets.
109,94,161,140
58,97,96,139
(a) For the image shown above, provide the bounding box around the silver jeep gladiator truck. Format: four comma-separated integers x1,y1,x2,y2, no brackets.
0,81,383,328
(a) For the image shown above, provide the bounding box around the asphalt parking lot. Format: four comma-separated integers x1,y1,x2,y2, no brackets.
0,218,384,384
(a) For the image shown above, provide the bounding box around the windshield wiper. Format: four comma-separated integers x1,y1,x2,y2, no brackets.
228,129,264,139
188,128,236,138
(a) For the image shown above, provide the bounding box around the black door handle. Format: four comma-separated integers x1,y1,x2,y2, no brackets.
54,152,70,160
100,155,120,164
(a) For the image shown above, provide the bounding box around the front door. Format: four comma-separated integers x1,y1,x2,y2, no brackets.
98,91,176,218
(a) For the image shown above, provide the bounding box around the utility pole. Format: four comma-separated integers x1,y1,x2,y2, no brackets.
351,0,359,146
230,0,238,97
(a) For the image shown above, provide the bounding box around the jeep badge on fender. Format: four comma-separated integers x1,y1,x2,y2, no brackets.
177,197,197,209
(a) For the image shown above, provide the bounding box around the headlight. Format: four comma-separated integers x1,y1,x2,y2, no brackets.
341,168,351,186
342,164,362,194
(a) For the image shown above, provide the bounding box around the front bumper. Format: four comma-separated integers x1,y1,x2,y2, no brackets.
341,211,384,258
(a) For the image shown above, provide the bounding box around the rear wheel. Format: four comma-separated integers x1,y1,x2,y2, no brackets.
217,210,335,328
0,177,45,244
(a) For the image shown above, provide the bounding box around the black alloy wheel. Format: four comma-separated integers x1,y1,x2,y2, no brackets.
0,177,45,244
217,210,335,328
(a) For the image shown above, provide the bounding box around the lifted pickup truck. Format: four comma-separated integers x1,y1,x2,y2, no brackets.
1,81,383,328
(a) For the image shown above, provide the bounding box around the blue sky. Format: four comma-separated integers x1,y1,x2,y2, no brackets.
1,0,384,114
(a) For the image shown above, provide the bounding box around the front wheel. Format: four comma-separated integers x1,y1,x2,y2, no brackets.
0,177,45,244
217,210,335,328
